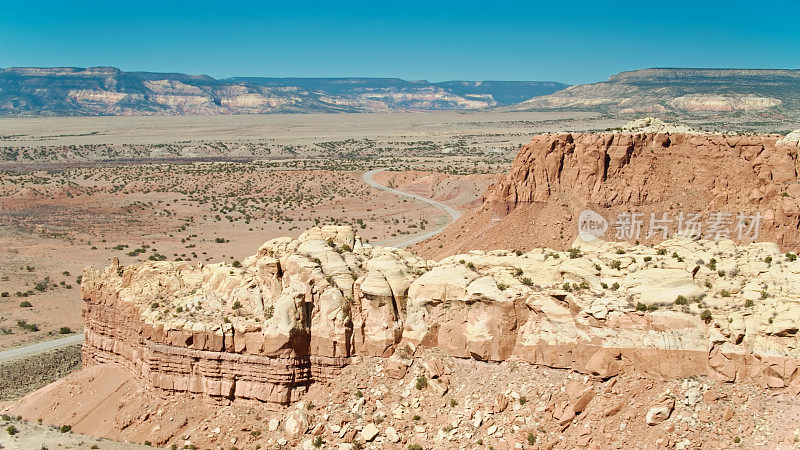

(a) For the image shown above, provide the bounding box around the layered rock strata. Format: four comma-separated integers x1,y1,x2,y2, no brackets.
83,226,800,406
416,126,800,257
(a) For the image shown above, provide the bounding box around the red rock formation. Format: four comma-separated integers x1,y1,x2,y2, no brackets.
414,132,800,258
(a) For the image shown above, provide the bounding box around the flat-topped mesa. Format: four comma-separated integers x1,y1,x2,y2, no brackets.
418,123,800,257
82,226,800,406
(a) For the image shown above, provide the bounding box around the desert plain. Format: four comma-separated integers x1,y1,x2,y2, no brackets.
2,111,800,449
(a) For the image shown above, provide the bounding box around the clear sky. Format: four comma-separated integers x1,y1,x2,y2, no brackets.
1,0,798,84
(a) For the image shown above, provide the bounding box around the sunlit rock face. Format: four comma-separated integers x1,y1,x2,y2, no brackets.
82,225,800,406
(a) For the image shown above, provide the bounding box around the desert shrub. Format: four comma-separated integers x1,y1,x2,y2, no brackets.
16,320,38,332
416,375,427,390
19,301,32,308
58,327,72,334
521,277,533,286
787,252,797,262
569,248,581,259
744,299,754,308
34,279,49,292
496,283,508,291
636,302,648,311
6,425,17,435
611,282,620,290
700,309,712,323
232,300,242,310
610,260,622,270
720,290,731,298
675,295,688,305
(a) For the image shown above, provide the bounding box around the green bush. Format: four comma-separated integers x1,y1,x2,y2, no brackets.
675,295,688,305
416,375,427,390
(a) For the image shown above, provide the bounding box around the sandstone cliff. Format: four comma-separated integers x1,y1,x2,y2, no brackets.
82,226,800,408
508,68,800,117
415,127,800,258
0,67,567,116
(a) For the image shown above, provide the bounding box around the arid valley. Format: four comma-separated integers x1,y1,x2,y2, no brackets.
0,109,800,449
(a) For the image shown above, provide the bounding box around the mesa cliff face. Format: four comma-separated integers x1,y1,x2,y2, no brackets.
0,67,567,116
415,128,800,258
509,68,800,116
82,226,800,407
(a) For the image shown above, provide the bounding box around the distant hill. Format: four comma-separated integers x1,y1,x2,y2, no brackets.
508,68,800,117
0,67,568,116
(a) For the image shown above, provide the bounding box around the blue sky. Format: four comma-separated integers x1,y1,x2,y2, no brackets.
1,0,798,84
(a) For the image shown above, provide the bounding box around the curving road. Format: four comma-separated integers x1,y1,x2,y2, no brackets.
0,332,84,363
363,168,460,248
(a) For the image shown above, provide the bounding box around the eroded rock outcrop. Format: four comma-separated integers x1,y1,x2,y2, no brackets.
415,127,800,257
82,226,800,406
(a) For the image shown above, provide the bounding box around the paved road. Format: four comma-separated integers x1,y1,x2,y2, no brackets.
0,332,83,363
363,168,461,248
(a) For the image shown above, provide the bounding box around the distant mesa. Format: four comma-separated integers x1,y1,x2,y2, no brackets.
506,68,800,116
0,66,567,116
